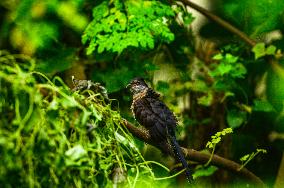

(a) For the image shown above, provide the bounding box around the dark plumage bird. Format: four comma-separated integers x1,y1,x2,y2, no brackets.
127,77,193,183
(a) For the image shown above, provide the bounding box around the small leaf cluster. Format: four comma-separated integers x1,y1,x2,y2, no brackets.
183,46,249,108
252,42,278,59
82,0,175,55
239,149,267,170
204,128,233,166
210,53,247,79
206,128,233,149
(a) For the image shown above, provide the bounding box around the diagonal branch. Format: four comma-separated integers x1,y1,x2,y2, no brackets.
122,120,266,187
180,0,256,47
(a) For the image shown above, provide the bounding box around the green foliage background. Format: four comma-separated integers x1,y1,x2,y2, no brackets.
1,0,284,187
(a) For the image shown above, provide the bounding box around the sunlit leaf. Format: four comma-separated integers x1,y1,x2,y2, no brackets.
252,43,266,59
193,166,218,179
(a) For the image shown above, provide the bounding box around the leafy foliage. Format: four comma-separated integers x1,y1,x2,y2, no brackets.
210,53,246,79
82,0,175,55
0,51,156,187
252,43,277,59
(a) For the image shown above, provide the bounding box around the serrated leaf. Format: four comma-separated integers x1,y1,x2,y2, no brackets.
83,0,175,55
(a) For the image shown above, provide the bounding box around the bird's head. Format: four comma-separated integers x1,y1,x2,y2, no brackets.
127,77,149,95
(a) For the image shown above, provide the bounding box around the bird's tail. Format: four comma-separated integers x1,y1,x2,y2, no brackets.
169,134,193,183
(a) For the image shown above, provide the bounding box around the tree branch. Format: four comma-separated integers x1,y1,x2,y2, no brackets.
180,0,256,47
122,120,266,187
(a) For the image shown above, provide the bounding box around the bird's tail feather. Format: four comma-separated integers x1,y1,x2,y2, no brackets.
169,135,193,183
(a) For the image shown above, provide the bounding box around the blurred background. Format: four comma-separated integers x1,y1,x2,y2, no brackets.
1,0,284,187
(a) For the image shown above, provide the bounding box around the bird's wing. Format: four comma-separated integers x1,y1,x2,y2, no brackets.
133,97,177,141
147,97,177,127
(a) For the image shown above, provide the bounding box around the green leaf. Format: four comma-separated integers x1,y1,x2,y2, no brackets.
212,53,223,60
198,92,213,106
193,166,218,179
252,43,266,59
256,148,267,154
191,80,209,92
225,53,238,63
231,64,247,78
227,109,247,128
184,14,195,26
217,63,233,76
240,154,250,162
253,100,275,112
92,1,109,21
97,45,105,53
266,45,277,55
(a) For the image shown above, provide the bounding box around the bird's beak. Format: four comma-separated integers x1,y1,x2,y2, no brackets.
126,83,131,89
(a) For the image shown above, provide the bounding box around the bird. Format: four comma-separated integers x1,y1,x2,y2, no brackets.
127,77,193,183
